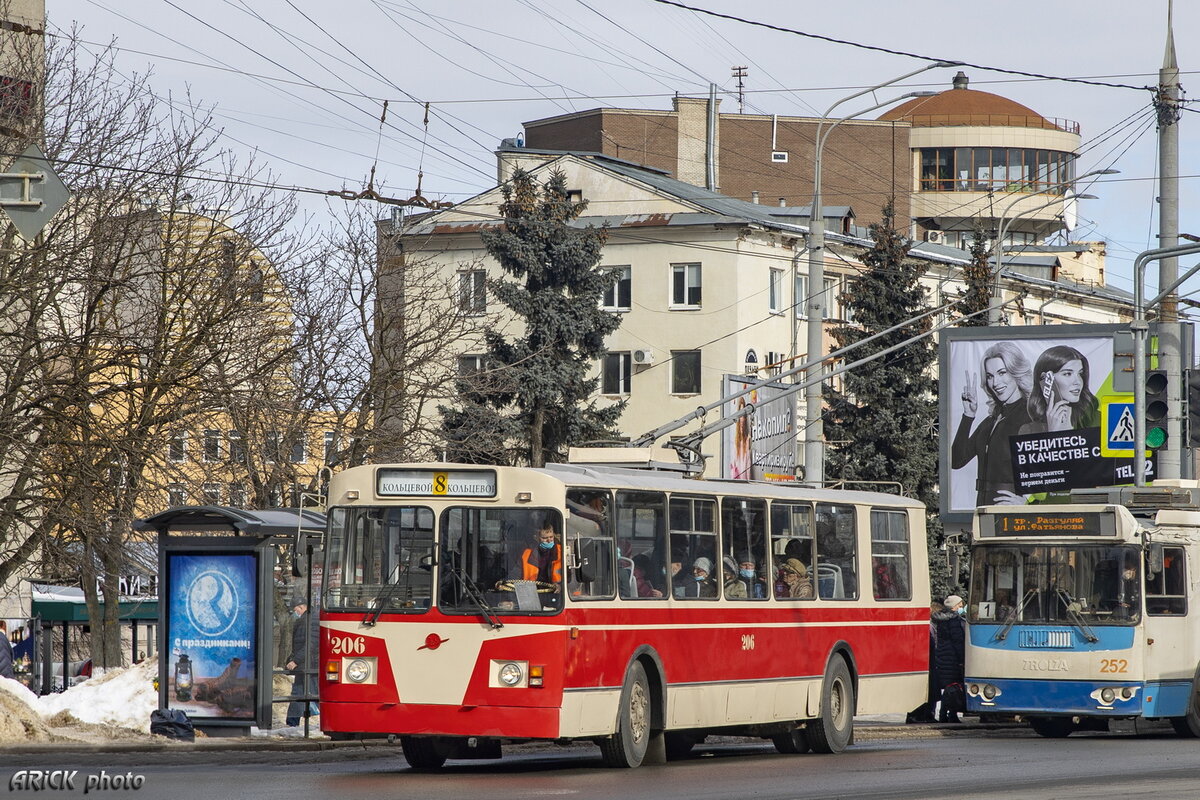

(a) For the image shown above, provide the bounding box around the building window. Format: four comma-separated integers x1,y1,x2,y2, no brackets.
566,189,583,204
323,431,337,465
289,436,306,464
602,266,632,311
228,430,245,464
458,270,486,314
769,268,784,314
0,76,35,121
264,431,282,464
823,277,839,320
202,483,222,505
670,263,702,308
671,350,701,394
919,146,1074,193
203,429,221,462
228,482,247,508
766,351,787,377
168,431,187,463
248,261,265,304
167,485,187,507
602,352,632,396
458,354,485,376
794,274,808,318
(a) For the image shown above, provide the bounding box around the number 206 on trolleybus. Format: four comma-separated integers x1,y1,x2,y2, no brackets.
317,455,931,768
965,484,1200,738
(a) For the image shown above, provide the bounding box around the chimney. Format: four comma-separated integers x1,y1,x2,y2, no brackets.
751,191,760,204
778,197,786,207
952,71,969,90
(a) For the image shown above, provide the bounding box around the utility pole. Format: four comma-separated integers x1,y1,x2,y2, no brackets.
1156,1,1183,479
732,66,748,114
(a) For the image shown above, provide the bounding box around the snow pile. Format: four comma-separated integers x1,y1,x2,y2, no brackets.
39,655,159,733
0,655,159,742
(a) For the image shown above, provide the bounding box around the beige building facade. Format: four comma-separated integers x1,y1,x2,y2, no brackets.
387,147,1131,476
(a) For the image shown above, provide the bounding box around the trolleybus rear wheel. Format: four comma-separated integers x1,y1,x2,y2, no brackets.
600,661,651,768
772,724,811,754
400,736,447,770
805,656,854,754
1028,716,1075,738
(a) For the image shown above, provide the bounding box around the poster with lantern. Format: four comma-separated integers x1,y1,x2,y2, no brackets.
165,552,258,720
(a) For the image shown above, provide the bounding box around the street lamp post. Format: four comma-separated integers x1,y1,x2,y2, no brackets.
987,169,1118,323
802,61,957,486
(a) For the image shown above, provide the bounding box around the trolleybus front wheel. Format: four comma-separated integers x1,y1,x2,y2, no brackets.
1028,716,1075,738
805,656,854,754
1171,679,1200,737
600,661,651,768
401,736,447,770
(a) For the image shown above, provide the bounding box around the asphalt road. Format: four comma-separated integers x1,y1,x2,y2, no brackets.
7,725,1200,800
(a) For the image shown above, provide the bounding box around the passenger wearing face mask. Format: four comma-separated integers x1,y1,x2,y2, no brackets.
734,553,767,599
677,556,717,598
931,595,967,723
285,596,321,727
516,520,562,586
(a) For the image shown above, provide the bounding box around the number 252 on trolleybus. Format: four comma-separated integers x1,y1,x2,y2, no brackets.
965,485,1200,738
317,459,931,769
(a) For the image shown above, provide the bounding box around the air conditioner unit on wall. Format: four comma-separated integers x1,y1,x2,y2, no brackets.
632,348,655,365
924,230,944,244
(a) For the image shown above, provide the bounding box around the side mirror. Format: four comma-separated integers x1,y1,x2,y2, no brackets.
574,538,597,584
1148,543,1164,577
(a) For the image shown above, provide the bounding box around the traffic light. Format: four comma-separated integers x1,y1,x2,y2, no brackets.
1145,369,1168,449
1188,370,1200,448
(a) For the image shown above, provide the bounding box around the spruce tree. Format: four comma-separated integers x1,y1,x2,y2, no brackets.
952,223,992,326
441,168,624,467
822,203,953,595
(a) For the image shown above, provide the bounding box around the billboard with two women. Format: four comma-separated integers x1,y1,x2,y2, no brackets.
940,325,1150,526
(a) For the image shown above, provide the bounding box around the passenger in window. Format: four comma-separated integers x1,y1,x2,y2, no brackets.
632,553,663,598
776,558,813,599
677,556,716,598
722,556,745,598
735,553,767,598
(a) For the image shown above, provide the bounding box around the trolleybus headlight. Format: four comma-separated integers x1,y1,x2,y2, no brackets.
498,662,523,687
346,658,372,684
968,683,979,696
1120,687,1134,700
1100,687,1116,704
982,684,998,701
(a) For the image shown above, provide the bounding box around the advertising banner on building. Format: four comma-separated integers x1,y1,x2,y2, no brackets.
939,325,1151,526
165,552,258,720
721,375,798,481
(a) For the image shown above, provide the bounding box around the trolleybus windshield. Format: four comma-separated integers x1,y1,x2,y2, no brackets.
324,506,435,614
968,543,1141,628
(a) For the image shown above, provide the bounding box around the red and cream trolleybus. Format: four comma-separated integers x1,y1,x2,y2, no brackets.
317,453,931,768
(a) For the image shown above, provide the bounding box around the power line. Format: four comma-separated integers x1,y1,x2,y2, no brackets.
648,0,1154,93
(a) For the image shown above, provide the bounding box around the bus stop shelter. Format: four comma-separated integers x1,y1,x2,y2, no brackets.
133,506,326,735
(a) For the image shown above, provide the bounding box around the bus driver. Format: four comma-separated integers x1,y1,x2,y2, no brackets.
514,520,562,586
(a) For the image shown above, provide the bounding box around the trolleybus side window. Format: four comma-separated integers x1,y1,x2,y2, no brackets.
323,506,434,612
1146,546,1186,615
770,501,814,600
565,489,616,600
616,490,667,600
670,496,718,600
815,503,857,600
720,497,768,601
870,509,911,601
440,507,564,614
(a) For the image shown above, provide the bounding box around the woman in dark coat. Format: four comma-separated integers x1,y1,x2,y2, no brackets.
932,595,966,723
951,342,1033,506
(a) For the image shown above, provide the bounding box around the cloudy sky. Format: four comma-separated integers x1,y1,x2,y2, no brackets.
60,0,1199,304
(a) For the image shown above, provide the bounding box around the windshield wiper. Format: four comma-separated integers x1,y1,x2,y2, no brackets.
445,554,504,630
363,563,406,627
996,588,1037,641
1057,588,1099,643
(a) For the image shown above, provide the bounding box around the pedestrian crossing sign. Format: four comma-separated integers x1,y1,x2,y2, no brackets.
1102,398,1136,456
